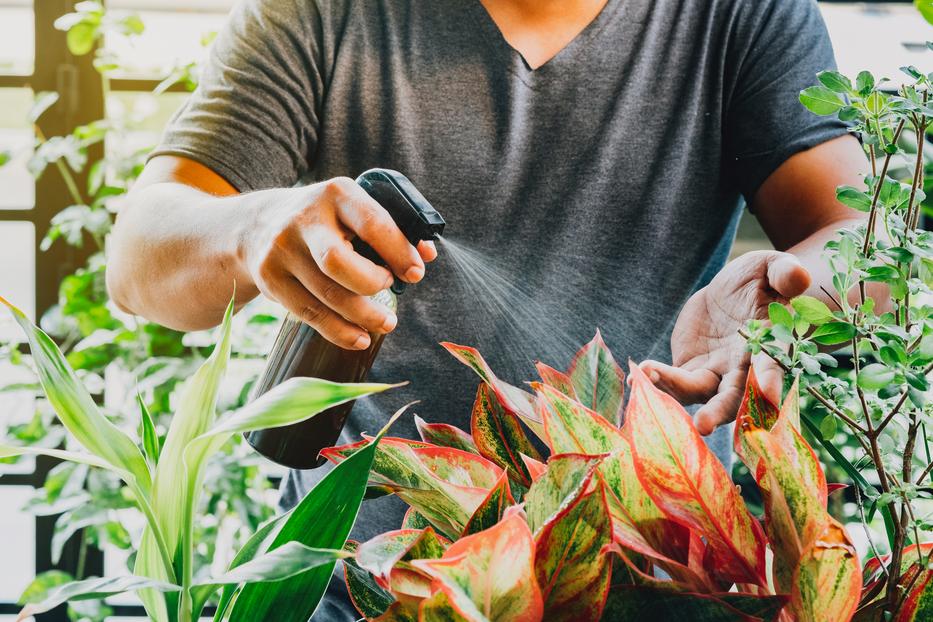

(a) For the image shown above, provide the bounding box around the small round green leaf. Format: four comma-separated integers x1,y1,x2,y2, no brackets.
799,86,845,116
810,321,857,346
818,70,852,94
857,364,896,390
768,302,794,330
791,296,834,326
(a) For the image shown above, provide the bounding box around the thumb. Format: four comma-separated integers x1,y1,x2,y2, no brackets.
766,254,811,300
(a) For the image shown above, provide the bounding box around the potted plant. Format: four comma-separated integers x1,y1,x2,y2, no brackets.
2,295,402,622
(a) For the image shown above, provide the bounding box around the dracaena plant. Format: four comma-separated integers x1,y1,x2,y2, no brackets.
326,334,864,622
741,64,933,619
1,294,402,622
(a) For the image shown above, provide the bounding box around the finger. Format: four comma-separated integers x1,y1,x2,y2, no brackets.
268,275,371,350
752,351,784,405
694,368,746,436
418,240,438,263
766,254,811,299
289,259,397,334
303,224,394,296
330,180,425,282
639,361,720,405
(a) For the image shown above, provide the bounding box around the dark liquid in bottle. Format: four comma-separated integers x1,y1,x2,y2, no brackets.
245,317,387,469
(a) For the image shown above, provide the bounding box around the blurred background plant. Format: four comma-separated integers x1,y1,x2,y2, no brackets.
0,3,282,619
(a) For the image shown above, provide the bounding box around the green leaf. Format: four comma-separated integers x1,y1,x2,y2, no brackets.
28,92,60,124
0,297,151,491
857,364,897,390
226,406,406,622
791,296,834,326
836,186,873,212
799,86,845,115
137,392,160,468
18,570,74,605
819,414,837,441
66,21,99,56
856,71,875,95
343,555,394,619
818,70,852,94
768,302,794,330
810,321,856,346
18,576,179,619
917,0,933,26
191,542,349,606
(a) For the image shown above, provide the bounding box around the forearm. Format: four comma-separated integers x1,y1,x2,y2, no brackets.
107,182,265,331
784,214,889,312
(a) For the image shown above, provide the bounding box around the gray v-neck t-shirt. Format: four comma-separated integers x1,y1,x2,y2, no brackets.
151,0,845,616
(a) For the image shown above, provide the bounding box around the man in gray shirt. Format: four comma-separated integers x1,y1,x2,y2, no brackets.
107,0,868,617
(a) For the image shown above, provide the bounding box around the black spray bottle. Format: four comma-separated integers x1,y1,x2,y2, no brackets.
245,169,445,469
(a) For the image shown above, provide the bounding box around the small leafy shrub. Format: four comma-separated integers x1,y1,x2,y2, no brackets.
328,334,865,621
2,295,399,622
745,62,933,618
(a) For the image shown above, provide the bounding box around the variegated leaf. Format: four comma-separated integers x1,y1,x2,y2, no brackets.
524,453,603,535
471,383,541,488
415,415,479,454
743,427,826,594
344,551,395,620
769,378,827,508
535,362,579,401
324,436,502,538
440,342,544,439
895,568,933,622
534,484,612,622
374,600,420,622
567,330,626,426
624,363,768,588
402,508,433,530
357,529,446,581
463,471,515,536
418,590,473,622
536,383,693,572
413,512,544,622
521,454,547,483
733,367,780,470
792,518,861,622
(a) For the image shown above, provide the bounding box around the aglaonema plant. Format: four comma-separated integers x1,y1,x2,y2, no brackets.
742,63,933,619
1,294,402,622
325,333,862,622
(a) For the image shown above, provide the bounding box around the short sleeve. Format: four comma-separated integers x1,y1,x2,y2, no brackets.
149,0,325,192
722,0,849,202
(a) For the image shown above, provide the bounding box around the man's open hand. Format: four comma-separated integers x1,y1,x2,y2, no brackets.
640,251,811,435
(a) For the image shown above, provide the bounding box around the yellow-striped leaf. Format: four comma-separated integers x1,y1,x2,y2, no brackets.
792,518,861,622
463,471,515,536
415,415,478,454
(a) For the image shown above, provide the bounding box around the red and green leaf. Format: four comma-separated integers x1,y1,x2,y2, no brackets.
462,470,515,536
624,363,767,588
523,453,603,535
440,342,544,439
895,569,933,622
734,367,780,469
534,483,612,622
415,415,479,455
535,362,580,401
566,330,626,426
413,512,544,622
418,590,474,622
344,547,395,620
792,518,861,622
324,436,501,538
471,383,542,489
356,528,446,581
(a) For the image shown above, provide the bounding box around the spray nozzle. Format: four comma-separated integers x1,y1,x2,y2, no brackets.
354,169,446,294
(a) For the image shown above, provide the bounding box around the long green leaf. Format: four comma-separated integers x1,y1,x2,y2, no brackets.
190,543,349,606
226,405,409,622
1,296,151,491
17,576,179,621
135,298,236,622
